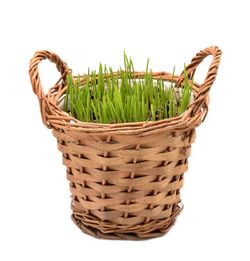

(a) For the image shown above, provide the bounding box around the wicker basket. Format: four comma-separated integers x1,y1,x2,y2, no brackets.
29,46,221,240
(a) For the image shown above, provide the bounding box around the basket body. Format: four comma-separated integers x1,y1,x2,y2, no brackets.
53,128,196,239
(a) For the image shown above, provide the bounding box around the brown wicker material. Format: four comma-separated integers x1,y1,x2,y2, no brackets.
29,46,222,240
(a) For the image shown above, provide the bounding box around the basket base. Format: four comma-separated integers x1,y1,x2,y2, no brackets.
71,205,182,240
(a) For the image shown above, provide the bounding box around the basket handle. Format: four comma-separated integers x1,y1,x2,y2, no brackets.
29,50,69,128
176,46,222,120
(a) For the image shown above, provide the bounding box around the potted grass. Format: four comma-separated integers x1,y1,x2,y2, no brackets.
63,53,192,124
29,46,221,240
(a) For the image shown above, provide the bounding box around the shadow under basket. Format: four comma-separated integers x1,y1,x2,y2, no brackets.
29,46,221,240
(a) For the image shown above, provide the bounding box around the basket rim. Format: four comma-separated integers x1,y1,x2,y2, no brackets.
46,72,203,135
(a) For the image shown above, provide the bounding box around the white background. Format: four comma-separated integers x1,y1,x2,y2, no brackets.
0,0,249,260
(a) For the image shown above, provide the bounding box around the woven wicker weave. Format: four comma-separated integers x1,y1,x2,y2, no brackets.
29,46,221,240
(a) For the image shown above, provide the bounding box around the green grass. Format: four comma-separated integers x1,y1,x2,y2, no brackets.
63,53,192,124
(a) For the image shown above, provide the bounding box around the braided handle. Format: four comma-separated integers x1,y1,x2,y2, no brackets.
29,50,69,128
176,46,222,120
